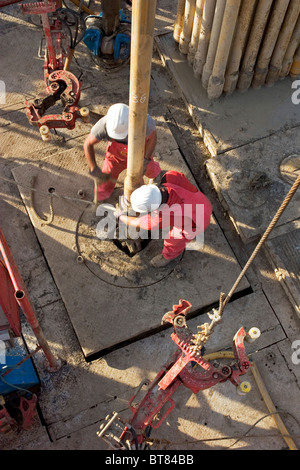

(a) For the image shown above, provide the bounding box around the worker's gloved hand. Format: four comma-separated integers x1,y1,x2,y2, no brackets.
89,166,115,183
114,208,127,220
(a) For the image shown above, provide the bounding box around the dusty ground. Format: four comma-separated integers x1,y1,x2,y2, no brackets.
1,0,300,453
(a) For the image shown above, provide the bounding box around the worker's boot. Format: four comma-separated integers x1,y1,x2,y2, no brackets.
150,254,174,268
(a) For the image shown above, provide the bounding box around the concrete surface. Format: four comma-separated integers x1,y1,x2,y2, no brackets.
265,220,300,318
155,32,300,157
205,126,300,243
12,136,249,359
1,0,300,452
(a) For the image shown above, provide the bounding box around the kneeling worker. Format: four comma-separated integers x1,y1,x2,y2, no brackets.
117,171,212,268
84,103,161,201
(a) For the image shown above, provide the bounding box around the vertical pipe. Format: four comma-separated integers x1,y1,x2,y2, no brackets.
101,0,121,36
237,0,273,92
15,290,62,372
252,0,290,89
280,14,300,78
223,0,257,95
0,0,26,6
193,0,217,79
0,229,62,372
174,0,186,43
41,12,58,72
124,0,157,205
290,43,300,77
188,0,205,65
207,0,241,100
179,0,196,55
201,0,226,89
266,0,300,86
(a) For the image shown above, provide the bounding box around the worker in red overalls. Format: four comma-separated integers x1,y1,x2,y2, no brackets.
116,171,212,267
84,103,161,201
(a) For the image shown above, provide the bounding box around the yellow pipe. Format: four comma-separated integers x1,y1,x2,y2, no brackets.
174,0,186,43
290,43,300,77
203,352,298,450
207,0,241,100
63,48,75,71
188,0,205,65
223,0,257,95
179,0,197,55
193,0,217,79
203,351,234,361
237,0,273,92
201,0,226,89
124,0,157,205
252,0,290,89
280,14,300,78
266,0,300,86
251,362,298,450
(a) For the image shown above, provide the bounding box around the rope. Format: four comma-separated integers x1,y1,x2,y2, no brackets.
218,173,300,316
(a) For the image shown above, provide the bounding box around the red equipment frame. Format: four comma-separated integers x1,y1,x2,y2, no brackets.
0,0,83,131
98,300,256,450
0,228,62,434
21,0,82,131
0,228,61,372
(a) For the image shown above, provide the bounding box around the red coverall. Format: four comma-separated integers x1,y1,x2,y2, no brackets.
139,171,212,260
97,139,161,201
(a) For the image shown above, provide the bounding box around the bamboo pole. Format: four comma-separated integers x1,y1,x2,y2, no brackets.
223,0,257,95
201,0,226,89
237,0,273,92
207,0,241,100
252,0,290,89
174,0,186,43
123,0,157,205
193,0,217,79
188,0,205,65
266,0,300,86
280,14,300,78
290,43,300,77
179,0,196,55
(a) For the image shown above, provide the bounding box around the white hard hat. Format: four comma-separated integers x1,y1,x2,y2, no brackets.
106,103,129,140
131,184,162,214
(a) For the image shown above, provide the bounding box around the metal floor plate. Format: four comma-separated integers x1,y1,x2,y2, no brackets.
12,141,249,359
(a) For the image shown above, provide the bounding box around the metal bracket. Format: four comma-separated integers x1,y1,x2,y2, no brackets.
25,70,81,129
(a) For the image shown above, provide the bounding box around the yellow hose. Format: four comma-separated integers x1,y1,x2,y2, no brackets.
202,351,297,450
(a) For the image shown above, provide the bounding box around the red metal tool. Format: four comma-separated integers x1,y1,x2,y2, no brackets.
97,300,258,450
25,69,81,130
21,1,63,79
19,1,84,132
